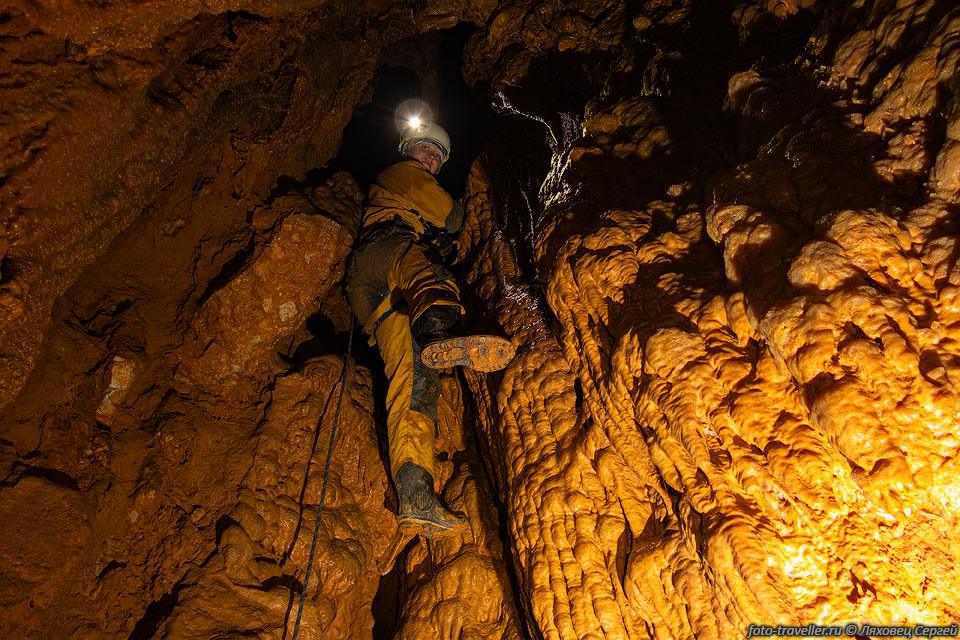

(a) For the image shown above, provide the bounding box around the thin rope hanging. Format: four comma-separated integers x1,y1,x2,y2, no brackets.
291,318,355,640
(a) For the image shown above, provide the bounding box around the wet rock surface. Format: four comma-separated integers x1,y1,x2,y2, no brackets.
459,0,960,637
2,0,960,638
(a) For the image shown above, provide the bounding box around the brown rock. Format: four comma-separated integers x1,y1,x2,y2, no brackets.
0,477,91,631
175,212,352,396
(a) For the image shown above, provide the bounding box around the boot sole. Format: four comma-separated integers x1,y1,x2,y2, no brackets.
420,335,515,372
399,514,468,539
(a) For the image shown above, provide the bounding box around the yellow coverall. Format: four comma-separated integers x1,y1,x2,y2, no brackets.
346,159,464,480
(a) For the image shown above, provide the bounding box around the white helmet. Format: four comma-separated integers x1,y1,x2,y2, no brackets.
399,120,451,164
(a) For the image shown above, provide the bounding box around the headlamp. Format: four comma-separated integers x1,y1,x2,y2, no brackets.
395,98,432,133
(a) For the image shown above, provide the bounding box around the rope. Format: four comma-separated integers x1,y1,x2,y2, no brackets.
291,317,356,640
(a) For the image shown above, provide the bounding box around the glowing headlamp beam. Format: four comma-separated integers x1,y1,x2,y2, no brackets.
395,99,433,135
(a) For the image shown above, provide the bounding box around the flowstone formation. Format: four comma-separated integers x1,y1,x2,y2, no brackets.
2,0,960,639
458,0,960,637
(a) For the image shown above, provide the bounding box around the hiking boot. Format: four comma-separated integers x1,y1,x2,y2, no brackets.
412,305,515,372
411,305,460,346
394,462,467,539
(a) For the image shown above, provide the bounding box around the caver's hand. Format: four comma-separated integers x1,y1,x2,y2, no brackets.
430,232,457,261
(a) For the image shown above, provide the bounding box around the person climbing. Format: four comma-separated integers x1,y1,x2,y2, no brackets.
345,118,515,538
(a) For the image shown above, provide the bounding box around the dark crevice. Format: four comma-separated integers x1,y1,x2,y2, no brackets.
145,81,184,111
267,170,339,208
280,313,349,368
226,10,268,24
127,582,189,640
461,380,535,640
0,255,19,286
488,470,536,640
195,236,257,309
494,49,601,151
481,118,551,288
14,464,80,491
737,4,823,70
215,515,240,546
225,10,269,43
614,500,633,589
186,47,229,70
97,559,127,579
261,573,302,593
75,298,134,338
573,378,584,414
372,546,407,640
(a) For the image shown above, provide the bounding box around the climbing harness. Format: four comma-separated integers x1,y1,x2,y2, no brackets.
290,317,355,640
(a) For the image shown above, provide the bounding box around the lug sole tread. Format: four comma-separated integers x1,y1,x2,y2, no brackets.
420,335,515,372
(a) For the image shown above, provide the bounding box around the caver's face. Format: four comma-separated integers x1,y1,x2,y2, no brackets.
407,142,443,174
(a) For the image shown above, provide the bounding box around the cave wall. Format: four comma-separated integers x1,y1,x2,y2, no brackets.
0,1,511,637
459,0,960,637
2,0,960,639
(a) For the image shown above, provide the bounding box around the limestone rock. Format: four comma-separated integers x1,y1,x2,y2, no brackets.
174,212,352,396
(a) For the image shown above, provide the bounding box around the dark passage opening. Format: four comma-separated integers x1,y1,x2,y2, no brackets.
331,23,509,199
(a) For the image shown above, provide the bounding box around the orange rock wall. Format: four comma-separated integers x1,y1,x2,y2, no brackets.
459,0,960,638
0,1,501,637
393,373,526,640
